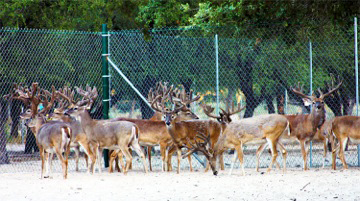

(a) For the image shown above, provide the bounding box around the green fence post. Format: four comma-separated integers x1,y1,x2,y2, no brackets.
102,24,110,168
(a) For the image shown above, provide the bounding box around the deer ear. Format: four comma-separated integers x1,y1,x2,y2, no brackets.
302,98,312,106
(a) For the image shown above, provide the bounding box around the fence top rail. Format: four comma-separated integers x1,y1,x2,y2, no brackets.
0,27,100,35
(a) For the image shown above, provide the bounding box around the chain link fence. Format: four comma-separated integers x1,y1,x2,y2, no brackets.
1,22,359,173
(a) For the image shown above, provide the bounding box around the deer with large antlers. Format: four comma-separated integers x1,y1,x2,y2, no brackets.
201,103,289,175
19,84,72,179
63,86,148,174
151,85,223,174
108,82,200,172
280,80,342,170
49,86,94,172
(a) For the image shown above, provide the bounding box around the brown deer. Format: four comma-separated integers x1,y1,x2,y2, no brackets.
201,103,289,175
19,85,72,179
108,82,200,172
281,81,342,170
331,116,360,170
151,88,223,174
64,86,148,174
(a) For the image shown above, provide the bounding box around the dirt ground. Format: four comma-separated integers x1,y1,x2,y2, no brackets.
1,167,360,201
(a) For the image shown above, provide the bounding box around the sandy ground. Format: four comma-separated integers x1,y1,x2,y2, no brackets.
1,167,360,201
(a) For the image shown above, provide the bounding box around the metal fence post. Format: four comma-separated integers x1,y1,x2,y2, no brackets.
102,24,110,168
215,34,220,114
309,40,313,168
354,17,360,167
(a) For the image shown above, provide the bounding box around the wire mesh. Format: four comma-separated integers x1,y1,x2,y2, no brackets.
0,23,359,174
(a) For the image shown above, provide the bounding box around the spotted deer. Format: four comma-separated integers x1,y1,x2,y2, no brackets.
151,86,223,174
201,103,289,175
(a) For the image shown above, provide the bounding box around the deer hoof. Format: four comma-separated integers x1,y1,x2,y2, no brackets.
213,171,218,176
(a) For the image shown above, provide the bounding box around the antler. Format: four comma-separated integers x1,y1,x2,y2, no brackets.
221,102,245,116
75,85,98,107
291,82,314,100
149,83,176,113
56,86,77,109
38,86,57,115
200,104,221,119
318,76,343,99
182,132,213,159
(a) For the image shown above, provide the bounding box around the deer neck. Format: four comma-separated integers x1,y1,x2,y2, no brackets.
34,116,46,135
309,107,326,132
77,110,93,130
166,121,182,147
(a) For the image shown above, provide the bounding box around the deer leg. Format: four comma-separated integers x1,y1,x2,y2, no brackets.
44,152,50,178
331,133,339,170
128,148,133,170
120,147,132,175
229,149,238,176
147,146,152,172
219,153,225,170
255,143,267,172
237,144,245,176
108,150,117,173
277,142,287,173
64,139,71,179
117,151,125,172
332,142,340,170
79,141,95,174
322,138,328,169
166,146,177,172
39,147,45,179
299,139,309,171
159,143,167,172
74,144,80,172
266,138,279,173
54,147,67,179
187,154,193,172
130,141,148,173
176,148,182,174
339,137,348,170
48,153,54,177
96,146,103,173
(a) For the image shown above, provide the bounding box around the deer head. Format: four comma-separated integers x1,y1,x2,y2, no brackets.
291,80,342,112
148,82,199,120
201,102,245,124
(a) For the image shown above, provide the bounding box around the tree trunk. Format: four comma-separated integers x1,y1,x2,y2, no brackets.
0,99,9,164
10,99,23,137
140,75,156,119
276,92,285,115
24,127,38,154
265,93,275,114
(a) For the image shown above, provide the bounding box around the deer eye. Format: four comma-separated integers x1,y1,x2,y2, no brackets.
312,102,316,104
171,115,175,119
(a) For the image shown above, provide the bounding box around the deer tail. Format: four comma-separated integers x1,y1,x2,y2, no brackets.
286,121,290,136
61,126,72,139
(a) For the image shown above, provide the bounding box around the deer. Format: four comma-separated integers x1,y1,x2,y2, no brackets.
200,102,245,170
200,103,289,175
108,82,200,172
49,86,96,172
19,84,72,179
150,87,223,174
330,116,360,170
280,80,342,170
63,86,148,174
